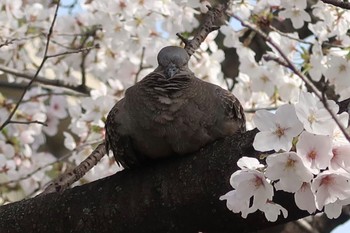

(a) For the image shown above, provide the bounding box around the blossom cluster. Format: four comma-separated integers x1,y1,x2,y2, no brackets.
221,92,350,220
218,0,350,222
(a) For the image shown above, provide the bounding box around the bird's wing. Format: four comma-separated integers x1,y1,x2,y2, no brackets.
105,100,141,168
215,87,246,132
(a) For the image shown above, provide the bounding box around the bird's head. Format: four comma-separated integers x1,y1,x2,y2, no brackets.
157,46,190,79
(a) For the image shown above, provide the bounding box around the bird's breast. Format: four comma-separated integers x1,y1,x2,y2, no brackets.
152,93,187,124
157,95,172,105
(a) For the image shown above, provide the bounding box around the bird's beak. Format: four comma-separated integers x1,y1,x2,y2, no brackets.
165,62,178,79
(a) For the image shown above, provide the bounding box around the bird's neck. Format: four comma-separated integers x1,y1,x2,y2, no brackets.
142,72,192,96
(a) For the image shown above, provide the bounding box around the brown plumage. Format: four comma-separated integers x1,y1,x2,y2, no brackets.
105,46,245,168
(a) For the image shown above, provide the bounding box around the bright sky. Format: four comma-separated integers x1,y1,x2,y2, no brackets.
333,220,350,233
58,0,82,15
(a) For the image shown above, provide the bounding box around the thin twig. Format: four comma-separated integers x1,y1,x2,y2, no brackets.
21,92,86,104
0,39,18,48
177,4,227,56
321,0,350,9
80,48,89,88
8,120,47,126
42,142,107,194
263,54,290,67
0,81,29,90
269,26,314,45
0,64,91,94
232,14,350,142
78,25,102,88
55,32,87,37
269,25,346,49
46,44,98,59
244,106,279,113
0,139,103,186
0,34,41,48
50,39,76,50
0,1,61,131
134,47,150,84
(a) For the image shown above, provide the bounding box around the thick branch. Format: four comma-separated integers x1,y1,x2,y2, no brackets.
0,130,309,233
321,0,350,9
0,64,91,94
177,4,227,56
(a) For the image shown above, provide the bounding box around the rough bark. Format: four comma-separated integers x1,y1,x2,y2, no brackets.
0,129,312,233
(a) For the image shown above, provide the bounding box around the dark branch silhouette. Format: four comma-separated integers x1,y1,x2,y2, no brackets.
0,130,312,233
321,0,350,9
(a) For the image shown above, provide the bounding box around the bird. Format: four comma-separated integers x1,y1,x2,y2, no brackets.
105,46,246,168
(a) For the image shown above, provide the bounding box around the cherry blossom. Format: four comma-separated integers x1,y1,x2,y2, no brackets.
269,32,298,60
237,47,259,75
330,145,350,172
63,132,76,151
220,159,288,222
237,157,264,170
220,24,242,48
308,45,327,82
43,112,59,136
278,73,302,103
260,201,288,222
294,182,317,214
265,152,313,192
5,0,24,19
0,154,16,174
295,91,339,136
253,104,303,152
279,7,311,29
331,112,350,146
311,171,350,211
232,73,253,104
311,1,350,40
296,131,332,174
0,141,15,159
49,95,68,119
324,198,350,219
324,55,350,101
280,0,307,9
81,84,115,125
255,0,281,12
220,190,252,218
230,1,253,20
220,169,274,218
249,66,277,97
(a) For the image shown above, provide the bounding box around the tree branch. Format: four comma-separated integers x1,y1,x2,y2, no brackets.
6,120,47,126
177,4,227,56
0,1,61,131
0,130,311,233
232,14,350,142
45,44,98,59
0,34,41,48
42,142,106,193
134,47,152,84
321,0,350,9
0,65,91,94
